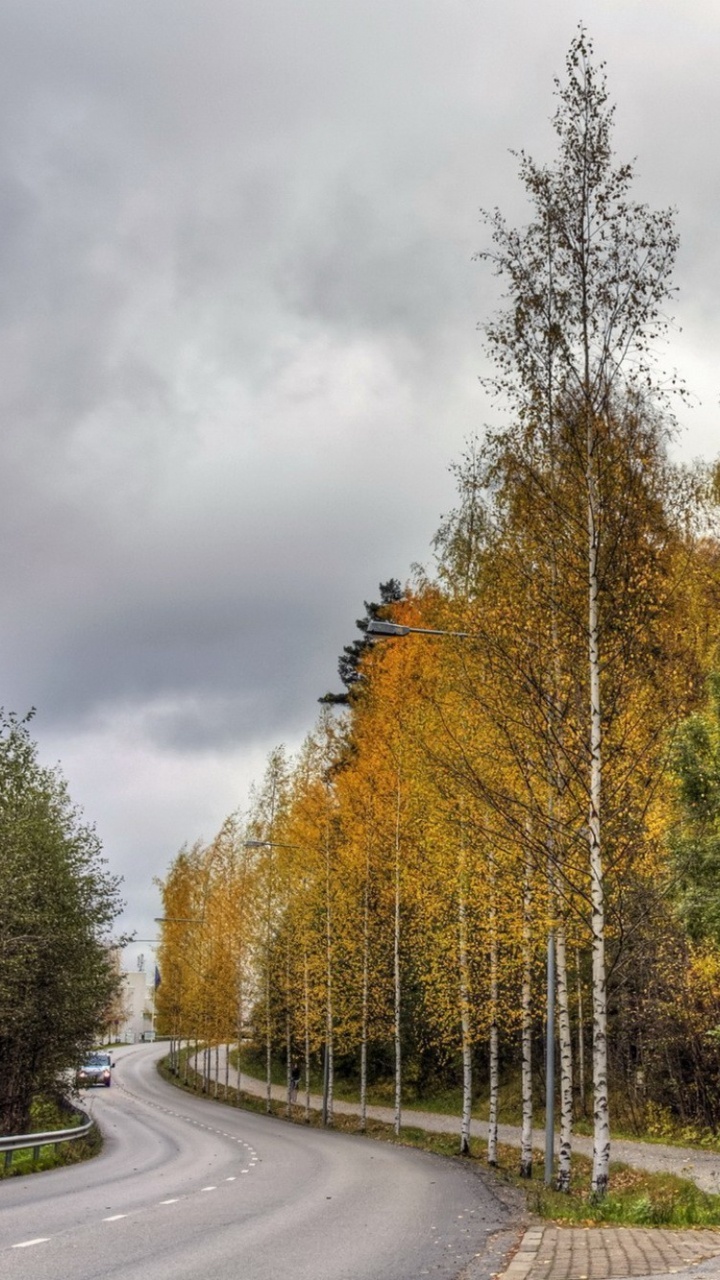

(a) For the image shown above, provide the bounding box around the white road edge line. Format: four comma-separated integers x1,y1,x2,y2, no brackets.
12,1239,50,1248
160,1198,179,1204
103,1215,127,1222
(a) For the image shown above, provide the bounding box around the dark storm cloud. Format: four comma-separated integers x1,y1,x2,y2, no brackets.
0,0,717,946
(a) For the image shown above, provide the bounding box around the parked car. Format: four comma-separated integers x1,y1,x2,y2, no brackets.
76,1051,114,1088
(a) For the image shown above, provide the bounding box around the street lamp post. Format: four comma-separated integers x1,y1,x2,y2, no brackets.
366,617,557,1183
133,937,161,1046
154,916,204,1080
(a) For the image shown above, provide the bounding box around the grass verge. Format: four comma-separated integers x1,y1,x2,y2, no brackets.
228,1048,720,1152
161,1049,720,1229
0,1095,102,1179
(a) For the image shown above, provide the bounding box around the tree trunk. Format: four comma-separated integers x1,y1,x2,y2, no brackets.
520,848,533,1179
286,939,292,1116
265,958,272,1114
324,830,334,1127
576,948,585,1116
0,1072,33,1138
304,953,311,1123
588,429,610,1197
487,876,499,1167
458,837,473,1156
555,923,573,1191
236,974,243,1102
394,780,402,1138
360,844,370,1134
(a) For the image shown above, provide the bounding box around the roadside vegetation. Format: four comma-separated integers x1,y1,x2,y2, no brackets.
155,28,720,1205
230,1047,720,1152
158,1047,720,1227
0,1095,101,1179
0,711,125,1139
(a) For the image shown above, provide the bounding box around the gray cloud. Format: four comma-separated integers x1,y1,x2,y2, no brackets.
0,0,717,949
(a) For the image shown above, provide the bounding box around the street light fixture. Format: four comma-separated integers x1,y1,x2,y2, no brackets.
154,917,202,924
367,616,556,1183
243,840,298,850
366,619,474,640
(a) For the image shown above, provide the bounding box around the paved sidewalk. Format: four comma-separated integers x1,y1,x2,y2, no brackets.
195,1050,720,1280
505,1226,720,1280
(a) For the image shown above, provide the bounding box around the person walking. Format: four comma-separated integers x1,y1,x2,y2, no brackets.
290,1061,301,1104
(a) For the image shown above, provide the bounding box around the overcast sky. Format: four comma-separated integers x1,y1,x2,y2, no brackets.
1,0,717,967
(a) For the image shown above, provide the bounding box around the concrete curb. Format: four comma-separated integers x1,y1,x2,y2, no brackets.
502,1227,546,1279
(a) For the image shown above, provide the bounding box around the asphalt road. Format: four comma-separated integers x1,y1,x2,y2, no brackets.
0,1043,523,1280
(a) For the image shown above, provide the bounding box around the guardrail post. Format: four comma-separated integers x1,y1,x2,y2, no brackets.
4,1150,13,1171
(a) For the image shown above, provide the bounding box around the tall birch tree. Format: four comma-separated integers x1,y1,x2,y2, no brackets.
476,28,685,1195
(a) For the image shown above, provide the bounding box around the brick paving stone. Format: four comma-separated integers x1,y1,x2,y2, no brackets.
518,1228,720,1280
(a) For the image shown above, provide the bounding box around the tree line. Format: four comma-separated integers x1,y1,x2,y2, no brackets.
0,712,123,1135
155,29,720,1197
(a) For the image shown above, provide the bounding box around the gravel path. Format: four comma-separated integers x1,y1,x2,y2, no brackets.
201,1049,720,1194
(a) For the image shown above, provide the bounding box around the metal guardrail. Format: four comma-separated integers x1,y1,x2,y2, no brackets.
1,1107,93,1171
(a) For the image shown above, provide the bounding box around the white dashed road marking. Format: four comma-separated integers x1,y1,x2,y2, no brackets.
5,1070,262,1257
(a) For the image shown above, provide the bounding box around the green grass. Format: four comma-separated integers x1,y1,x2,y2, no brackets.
163,1048,720,1228
228,1046,519,1119
0,1096,102,1179
527,1154,720,1227
228,1048,720,1153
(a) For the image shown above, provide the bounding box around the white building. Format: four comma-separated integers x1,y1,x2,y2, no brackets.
116,970,157,1043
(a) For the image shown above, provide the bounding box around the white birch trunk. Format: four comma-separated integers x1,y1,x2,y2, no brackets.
265,955,272,1113
325,1006,334,1125
487,877,499,1167
325,832,334,1127
265,786,277,1115
555,923,573,1191
304,952,311,1123
360,843,370,1133
588,432,610,1196
520,848,533,1179
286,941,292,1116
576,948,585,1116
458,838,472,1156
236,972,243,1102
394,780,402,1138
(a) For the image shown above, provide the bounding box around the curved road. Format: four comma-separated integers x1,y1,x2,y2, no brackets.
0,1043,523,1280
